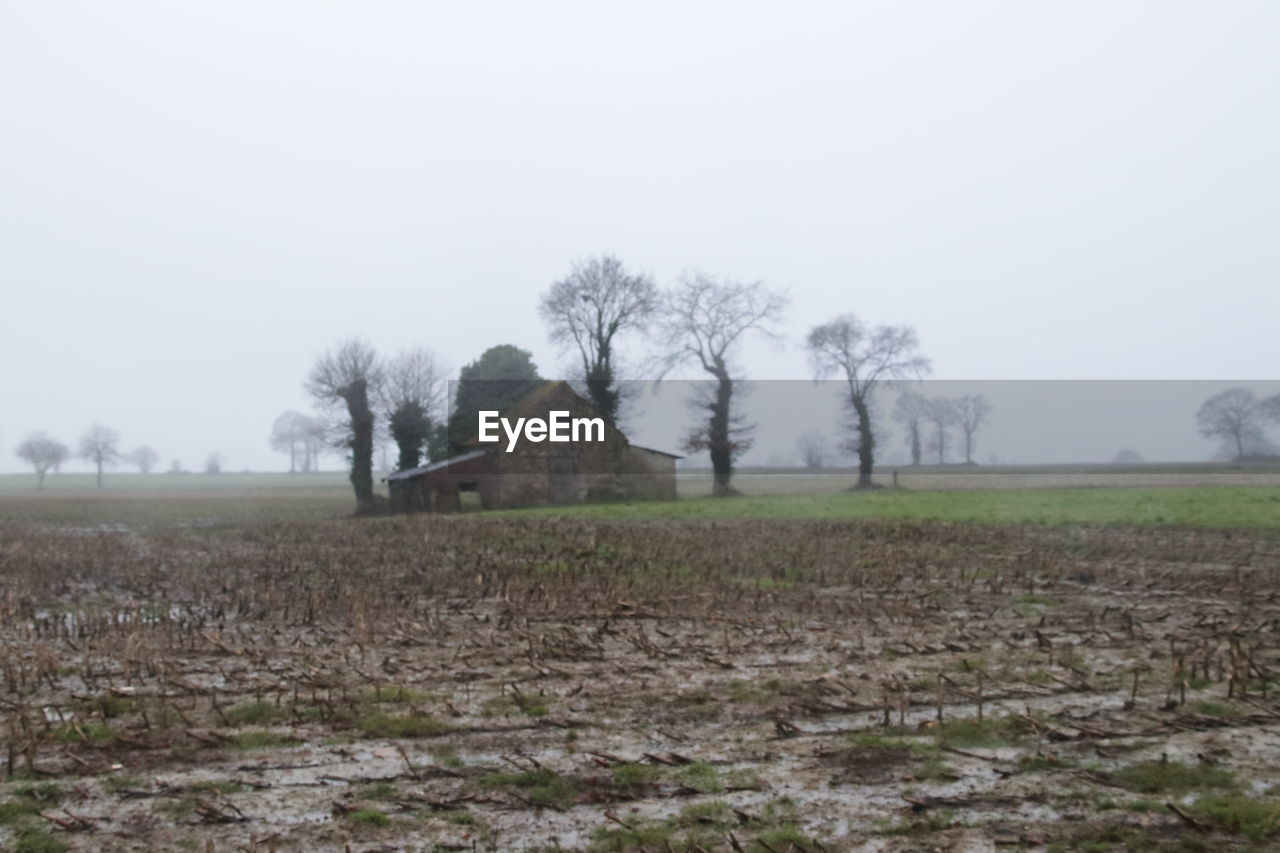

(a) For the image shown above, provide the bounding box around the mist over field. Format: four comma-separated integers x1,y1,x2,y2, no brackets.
3,2,1278,476
6,6,1280,851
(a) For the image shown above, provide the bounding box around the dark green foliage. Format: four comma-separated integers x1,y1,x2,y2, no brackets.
447,345,544,453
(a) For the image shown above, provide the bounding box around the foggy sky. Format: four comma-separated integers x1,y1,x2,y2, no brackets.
2,2,1278,473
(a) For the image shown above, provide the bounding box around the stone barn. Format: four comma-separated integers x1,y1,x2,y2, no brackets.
386,381,678,512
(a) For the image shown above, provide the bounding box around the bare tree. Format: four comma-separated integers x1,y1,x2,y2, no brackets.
1260,393,1280,426
204,452,225,474
1196,387,1264,461
892,392,930,466
381,347,449,471
306,339,383,515
1112,448,1144,465
540,254,657,425
655,275,783,491
127,445,160,474
795,431,830,469
953,394,992,464
270,411,310,473
924,397,957,464
302,416,327,472
807,316,929,489
78,423,121,488
658,272,787,496
16,431,69,489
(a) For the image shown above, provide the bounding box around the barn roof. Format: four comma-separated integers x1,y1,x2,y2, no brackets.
385,448,491,482
629,444,682,459
458,380,591,448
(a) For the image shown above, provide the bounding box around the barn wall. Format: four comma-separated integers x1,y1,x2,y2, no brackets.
622,446,678,500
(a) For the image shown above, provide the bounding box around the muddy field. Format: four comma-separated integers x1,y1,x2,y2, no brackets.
1,511,1279,852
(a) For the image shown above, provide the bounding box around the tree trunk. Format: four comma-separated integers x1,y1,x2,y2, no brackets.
709,373,735,497
343,379,378,515
37,470,46,490
96,462,103,488
854,398,875,488
585,343,618,425
909,424,921,466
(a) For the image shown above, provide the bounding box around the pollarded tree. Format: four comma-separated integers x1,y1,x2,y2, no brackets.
128,445,160,474
658,272,787,497
382,348,449,471
953,395,992,464
1195,387,1265,461
807,316,930,489
79,423,121,488
892,391,930,466
540,254,658,425
16,431,69,489
306,339,383,515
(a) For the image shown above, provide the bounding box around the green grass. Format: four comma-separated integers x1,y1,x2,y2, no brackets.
0,798,43,825
478,769,579,809
1110,760,1236,793
356,712,453,739
1191,794,1280,841
674,762,723,793
501,486,1280,530
612,763,662,786
225,701,280,725
1187,700,1241,718
933,715,1028,748
11,826,68,853
345,807,392,827
50,722,114,744
1,786,70,853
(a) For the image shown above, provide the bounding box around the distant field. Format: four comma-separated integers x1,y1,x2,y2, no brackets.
514,485,1280,530
0,471,353,493
0,472,357,527
677,462,1280,496
3,465,1279,531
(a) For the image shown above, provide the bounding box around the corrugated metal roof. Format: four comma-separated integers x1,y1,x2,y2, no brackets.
385,448,491,481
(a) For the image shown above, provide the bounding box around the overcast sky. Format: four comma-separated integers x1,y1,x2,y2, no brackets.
2,2,1278,473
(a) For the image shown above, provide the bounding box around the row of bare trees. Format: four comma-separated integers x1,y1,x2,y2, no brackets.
892,393,993,466
306,254,930,510
537,256,934,494
302,342,450,515
13,424,184,488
